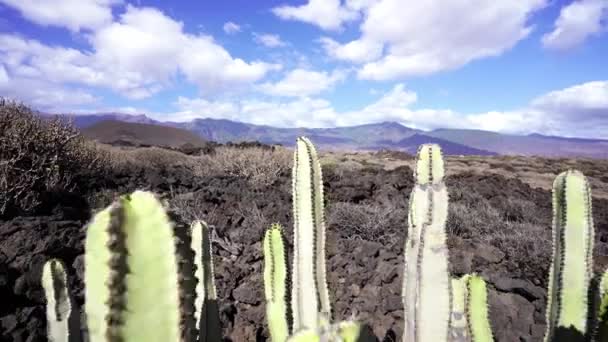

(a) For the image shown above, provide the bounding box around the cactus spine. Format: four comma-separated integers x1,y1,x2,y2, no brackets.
292,136,331,331
545,170,594,341
403,144,451,342
42,259,81,342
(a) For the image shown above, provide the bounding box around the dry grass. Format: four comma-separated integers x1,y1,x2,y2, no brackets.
196,146,292,188
327,201,407,245
321,150,608,199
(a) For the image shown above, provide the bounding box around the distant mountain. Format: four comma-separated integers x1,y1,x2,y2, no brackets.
48,112,608,158
44,112,158,128
82,120,207,148
428,129,608,158
374,134,496,156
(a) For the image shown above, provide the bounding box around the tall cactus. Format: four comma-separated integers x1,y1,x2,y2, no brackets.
545,170,594,341
42,259,81,342
403,144,451,342
291,136,331,331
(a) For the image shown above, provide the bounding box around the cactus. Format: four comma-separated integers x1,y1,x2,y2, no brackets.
263,137,373,342
194,220,222,342
286,321,365,342
42,191,221,342
42,259,81,342
85,191,183,342
291,136,331,331
449,274,493,342
264,224,290,342
596,269,608,339
545,170,594,341
403,144,451,342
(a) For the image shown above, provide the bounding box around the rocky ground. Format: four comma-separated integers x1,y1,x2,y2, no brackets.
1,147,608,342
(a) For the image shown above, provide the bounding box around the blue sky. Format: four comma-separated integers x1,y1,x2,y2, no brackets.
0,0,607,138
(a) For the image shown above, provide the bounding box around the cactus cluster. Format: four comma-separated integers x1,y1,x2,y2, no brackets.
41,192,220,342
263,137,370,341
41,137,608,342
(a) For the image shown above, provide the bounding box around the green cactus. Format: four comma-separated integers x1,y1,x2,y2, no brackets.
85,191,183,342
449,274,493,342
42,191,222,342
264,223,290,342
596,269,608,340
403,144,451,342
263,137,372,342
195,220,222,342
545,170,594,341
42,259,81,342
286,321,365,342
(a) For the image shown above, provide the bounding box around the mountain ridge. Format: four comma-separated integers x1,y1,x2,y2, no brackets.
41,112,608,158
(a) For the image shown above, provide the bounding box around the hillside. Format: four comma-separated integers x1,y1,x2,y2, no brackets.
82,119,207,147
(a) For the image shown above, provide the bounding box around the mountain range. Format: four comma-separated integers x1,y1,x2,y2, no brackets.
50,113,608,158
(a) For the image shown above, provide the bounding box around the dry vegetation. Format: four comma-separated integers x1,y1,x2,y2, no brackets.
0,100,106,216
322,150,608,199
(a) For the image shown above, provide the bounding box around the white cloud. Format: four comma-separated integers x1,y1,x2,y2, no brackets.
173,95,338,127
0,77,99,110
223,21,241,34
253,33,287,48
0,0,122,32
258,68,346,97
0,64,8,84
0,5,280,99
171,80,608,138
542,0,608,50
317,0,547,80
318,37,383,63
272,0,360,31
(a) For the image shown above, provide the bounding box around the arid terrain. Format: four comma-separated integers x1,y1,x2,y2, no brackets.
2,104,608,341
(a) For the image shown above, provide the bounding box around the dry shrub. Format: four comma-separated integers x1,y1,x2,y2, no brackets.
98,144,197,173
168,190,222,224
327,201,406,245
0,99,106,216
197,146,291,188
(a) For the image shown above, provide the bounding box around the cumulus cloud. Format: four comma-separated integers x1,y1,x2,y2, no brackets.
0,5,280,100
0,0,121,32
223,21,241,34
171,80,608,138
0,77,99,111
317,0,547,80
272,0,360,31
257,69,347,97
253,33,287,48
542,0,608,50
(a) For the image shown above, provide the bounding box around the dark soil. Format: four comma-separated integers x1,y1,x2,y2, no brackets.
2,161,608,341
